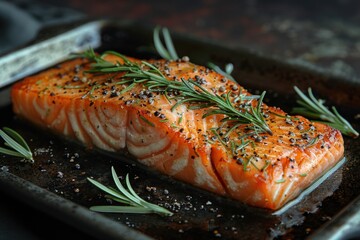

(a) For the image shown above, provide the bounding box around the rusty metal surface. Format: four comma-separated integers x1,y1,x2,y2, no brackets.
0,20,359,239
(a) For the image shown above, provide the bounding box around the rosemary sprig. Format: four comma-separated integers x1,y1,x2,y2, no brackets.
0,127,34,163
153,25,237,85
153,26,179,61
208,62,237,83
80,49,272,134
87,166,173,216
292,86,359,138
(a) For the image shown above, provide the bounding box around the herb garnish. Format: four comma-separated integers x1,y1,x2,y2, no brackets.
208,62,237,83
0,127,34,163
79,49,272,135
153,26,179,61
87,166,173,216
292,86,359,138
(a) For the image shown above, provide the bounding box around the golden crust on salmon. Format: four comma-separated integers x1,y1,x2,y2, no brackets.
11,53,344,210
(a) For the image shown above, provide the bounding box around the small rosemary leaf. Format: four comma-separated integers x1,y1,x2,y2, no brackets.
91,62,114,68
261,160,270,172
250,161,260,171
162,27,179,60
0,129,31,159
224,123,242,138
235,140,250,152
308,88,331,115
269,111,288,118
171,98,197,111
178,114,183,124
202,109,226,119
221,117,247,124
211,129,227,147
207,62,237,83
3,127,31,152
144,71,167,81
123,175,173,216
153,26,172,60
87,177,128,202
0,147,25,158
332,107,359,138
90,205,155,214
275,179,286,184
103,51,130,64
120,82,136,95
139,115,155,127
187,103,215,110
125,174,145,203
104,194,131,205
243,157,251,172
124,73,147,78
111,167,141,205
98,67,129,73
257,92,266,114
298,92,321,114
141,61,162,73
291,107,322,119
115,80,133,85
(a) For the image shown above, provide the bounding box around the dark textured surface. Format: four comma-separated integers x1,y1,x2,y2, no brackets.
0,1,360,239
0,20,359,240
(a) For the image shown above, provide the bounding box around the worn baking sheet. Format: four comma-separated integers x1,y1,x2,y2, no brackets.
0,19,359,240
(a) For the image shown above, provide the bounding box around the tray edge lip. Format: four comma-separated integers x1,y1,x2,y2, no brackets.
0,170,154,240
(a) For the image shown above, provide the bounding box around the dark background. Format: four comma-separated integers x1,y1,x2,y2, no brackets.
0,0,359,239
3,0,360,82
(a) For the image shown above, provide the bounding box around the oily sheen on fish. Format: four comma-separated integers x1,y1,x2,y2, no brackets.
11,54,344,210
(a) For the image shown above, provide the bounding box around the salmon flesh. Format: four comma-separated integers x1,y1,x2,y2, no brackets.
11,53,344,210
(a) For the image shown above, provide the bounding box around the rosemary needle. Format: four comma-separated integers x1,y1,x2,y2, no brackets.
292,86,359,138
0,127,34,163
154,25,237,84
87,166,173,216
153,26,179,61
207,62,237,83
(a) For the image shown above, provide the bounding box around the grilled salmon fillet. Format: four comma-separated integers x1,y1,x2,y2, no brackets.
11,53,344,210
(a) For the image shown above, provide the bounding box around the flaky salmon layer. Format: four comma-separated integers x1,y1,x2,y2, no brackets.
11,54,344,210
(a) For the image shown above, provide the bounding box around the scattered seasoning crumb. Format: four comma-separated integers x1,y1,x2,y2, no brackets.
146,186,157,192
181,56,190,62
74,188,80,193
56,171,64,178
213,230,221,238
0,166,9,172
321,216,332,221
38,166,46,172
231,85,238,91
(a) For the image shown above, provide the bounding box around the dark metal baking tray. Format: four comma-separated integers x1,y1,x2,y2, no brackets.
0,19,359,240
